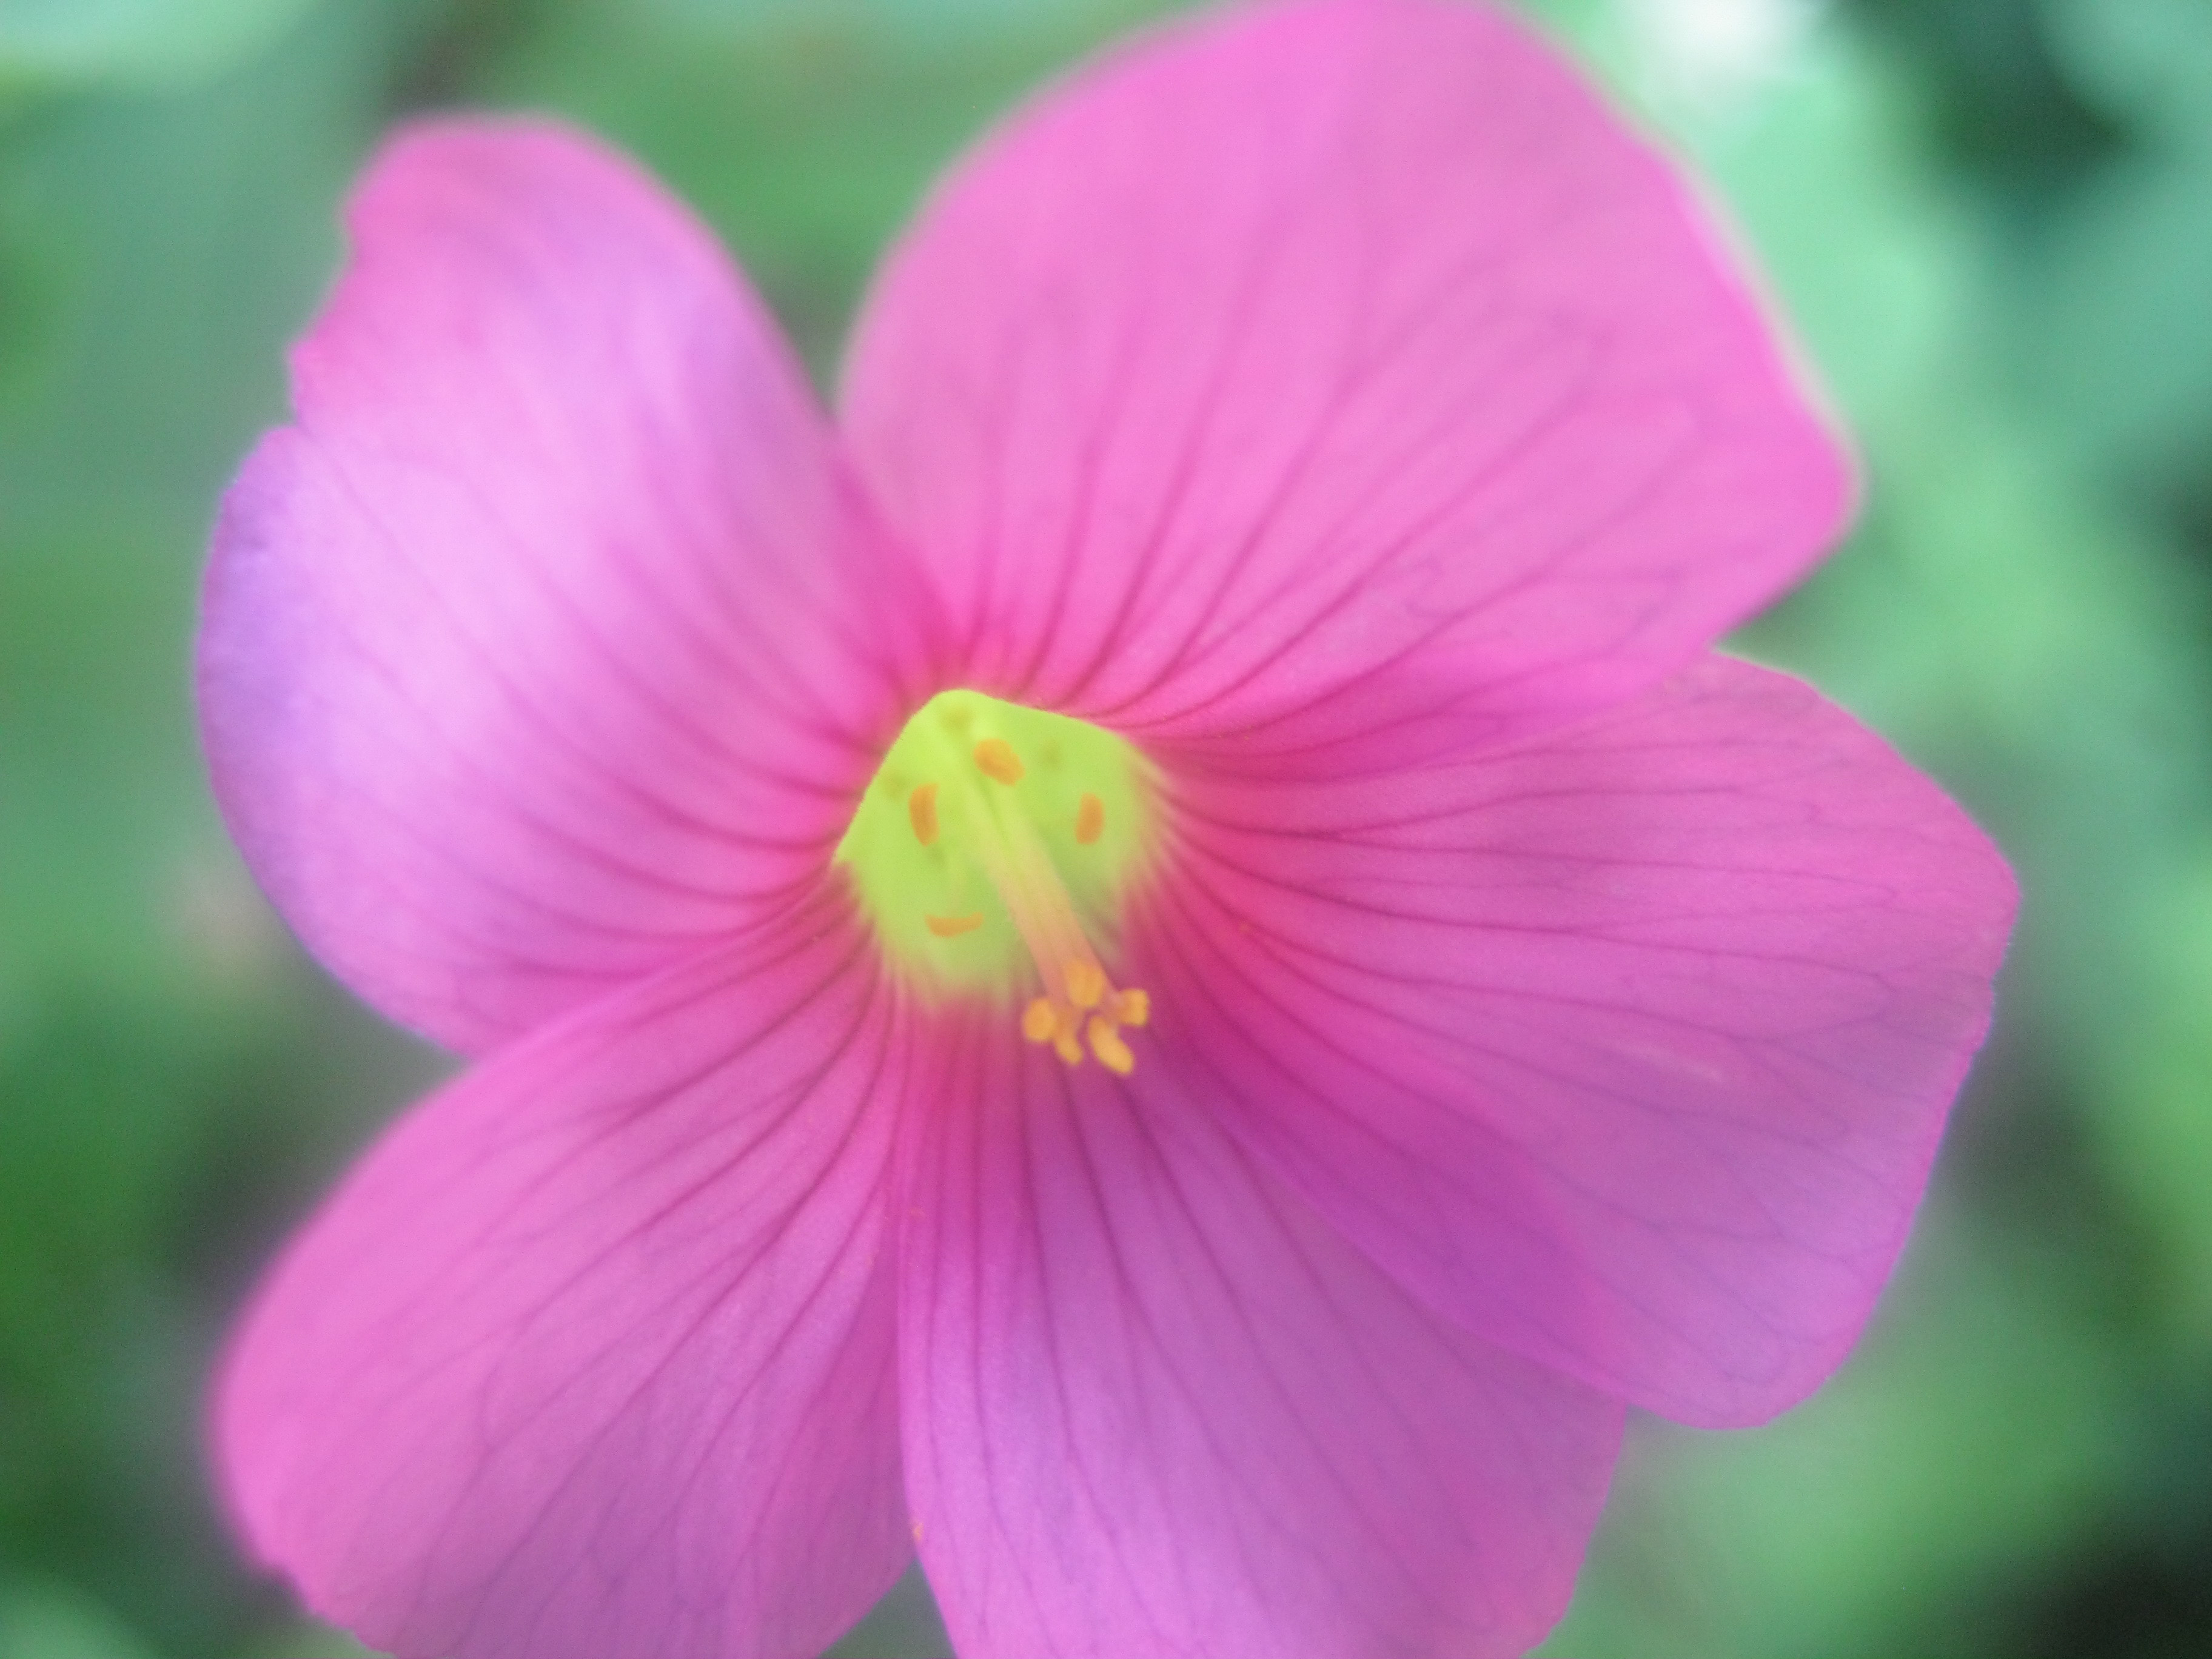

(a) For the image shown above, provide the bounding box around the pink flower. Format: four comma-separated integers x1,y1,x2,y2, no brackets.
198,2,2015,1657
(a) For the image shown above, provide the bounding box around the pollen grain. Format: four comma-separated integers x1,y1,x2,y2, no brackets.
1023,967,1150,1076
925,912,984,937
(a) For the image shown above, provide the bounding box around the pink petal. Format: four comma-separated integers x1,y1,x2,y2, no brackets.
201,118,933,1053
841,0,1848,763
215,888,911,1659
1134,655,2015,1427
898,1017,1622,1659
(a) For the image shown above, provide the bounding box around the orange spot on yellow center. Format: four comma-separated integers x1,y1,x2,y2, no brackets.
908,783,939,846
973,737,1025,785
1075,792,1105,845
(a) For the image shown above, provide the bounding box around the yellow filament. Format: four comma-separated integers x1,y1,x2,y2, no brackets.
973,738,1025,785
908,783,940,846
1075,792,1105,845
925,912,983,937
1064,957,1107,1010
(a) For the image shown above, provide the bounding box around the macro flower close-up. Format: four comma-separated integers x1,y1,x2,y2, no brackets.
9,1,2054,1657
187,2,2020,1656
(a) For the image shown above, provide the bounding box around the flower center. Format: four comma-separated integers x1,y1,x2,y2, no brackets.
836,690,1159,1073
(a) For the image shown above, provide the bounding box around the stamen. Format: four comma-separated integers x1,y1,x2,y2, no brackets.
1111,988,1150,1028
1075,792,1105,845
973,737,1025,785
1021,997,1058,1044
1086,1016,1135,1076
925,912,983,937
1064,957,1107,1010
908,783,940,846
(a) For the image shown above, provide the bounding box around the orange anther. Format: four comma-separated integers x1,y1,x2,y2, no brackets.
925,912,983,937
1075,792,1105,845
1111,988,1150,1028
1021,997,1059,1044
973,737,1024,785
1086,1016,1135,1076
908,782,940,845
1044,1001,1085,1066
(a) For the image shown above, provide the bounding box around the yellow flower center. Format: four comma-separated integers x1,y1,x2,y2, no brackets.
835,690,1159,1072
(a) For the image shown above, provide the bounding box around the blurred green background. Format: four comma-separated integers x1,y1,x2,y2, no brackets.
2,0,2209,1654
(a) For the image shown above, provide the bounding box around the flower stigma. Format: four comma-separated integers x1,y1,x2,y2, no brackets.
836,690,1159,1072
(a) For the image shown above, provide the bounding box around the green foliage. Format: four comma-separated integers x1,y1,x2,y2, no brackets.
0,0,324,91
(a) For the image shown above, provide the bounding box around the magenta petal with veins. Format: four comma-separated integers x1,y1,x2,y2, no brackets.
201,4,2014,1657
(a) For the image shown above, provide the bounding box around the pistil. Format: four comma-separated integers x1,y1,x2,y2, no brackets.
944,736,1149,1073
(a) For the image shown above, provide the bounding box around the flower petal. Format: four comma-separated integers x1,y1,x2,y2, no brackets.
842,0,1848,762
898,1018,1622,1659
201,118,931,1053
1138,655,2016,1427
215,888,911,1659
